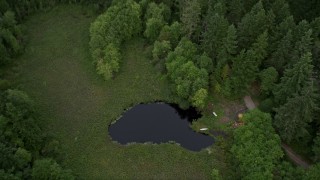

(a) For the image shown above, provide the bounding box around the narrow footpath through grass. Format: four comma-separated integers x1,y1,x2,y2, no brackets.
16,5,225,179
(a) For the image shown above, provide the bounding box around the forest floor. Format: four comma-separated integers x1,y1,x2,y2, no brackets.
15,5,228,179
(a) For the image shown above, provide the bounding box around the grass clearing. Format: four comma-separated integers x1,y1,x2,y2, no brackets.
16,5,227,179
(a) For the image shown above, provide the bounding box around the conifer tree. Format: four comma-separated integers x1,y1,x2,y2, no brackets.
237,1,272,49
271,15,295,45
290,29,313,65
274,83,318,143
215,24,237,82
202,1,229,59
267,30,293,72
227,0,245,24
273,52,313,106
228,31,268,96
180,0,201,38
271,0,291,24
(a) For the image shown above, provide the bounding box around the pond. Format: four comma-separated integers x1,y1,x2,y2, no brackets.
109,103,214,151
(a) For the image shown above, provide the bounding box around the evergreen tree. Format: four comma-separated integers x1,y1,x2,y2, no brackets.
293,20,311,43
237,1,273,49
227,0,245,24
311,17,320,39
274,82,318,143
202,1,229,60
290,29,313,65
180,0,201,38
271,0,291,24
267,30,293,72
228,31,268,96
270,15,295,46
214,24,237,83
259,67,278,94
273,52,313,105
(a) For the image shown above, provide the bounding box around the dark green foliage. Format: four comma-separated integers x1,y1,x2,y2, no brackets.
313,133,320,162
0,142,16,170
287,0,320,21
144,18,166,42
274,83,318,143
152,40,171,63
158,21,182,47
196,52,213,74
213,24,237,91
211,168,222,180
259,67,278,94
227,0,245,24
0,89,42,151
273,52,313,105
0,10,23,65
0,169,19,180
32,158,74,180
227,31,268,96
272,43,319,144
267,29,293,72
1,0,320,178
311,17,320,39
14,147,32,170
202,1,229,59
143,2,171,42
270,15,295,45
237,1,273,49
89,0,142,79
0,89,74,179
231,110,283,179
258,98,274,113
96,43,121,80
274,161,305,180
144,2,171,22
305,163,320,180
166,38,209,108
270,0,291,24
180,0,201,39
290,28,313,65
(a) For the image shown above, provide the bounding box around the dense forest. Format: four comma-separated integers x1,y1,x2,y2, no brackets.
1,0,320,179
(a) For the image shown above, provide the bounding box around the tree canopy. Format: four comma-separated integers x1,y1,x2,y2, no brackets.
231,110,283,179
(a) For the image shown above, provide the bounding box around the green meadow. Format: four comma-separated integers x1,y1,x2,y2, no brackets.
16,5,225,179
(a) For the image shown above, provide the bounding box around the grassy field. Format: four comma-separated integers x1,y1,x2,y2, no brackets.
16,5,226,179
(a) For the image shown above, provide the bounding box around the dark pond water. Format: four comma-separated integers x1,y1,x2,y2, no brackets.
109,103,214,151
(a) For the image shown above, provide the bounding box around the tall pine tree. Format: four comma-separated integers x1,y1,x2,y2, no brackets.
273,52,314,106
227,31,268,96
274,82,318,143
202,0,229,60
237,1,273,49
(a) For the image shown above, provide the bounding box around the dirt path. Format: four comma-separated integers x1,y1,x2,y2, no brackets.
244,96,255,110
281,143,310,169
243,96,310,168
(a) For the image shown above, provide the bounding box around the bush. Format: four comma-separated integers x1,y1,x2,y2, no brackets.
152,40,171,63
96,43,121,80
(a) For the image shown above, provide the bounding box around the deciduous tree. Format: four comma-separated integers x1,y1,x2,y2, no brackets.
231,110,283,179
